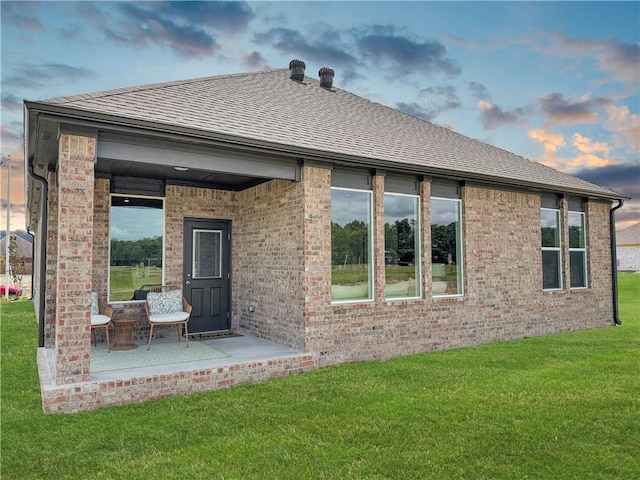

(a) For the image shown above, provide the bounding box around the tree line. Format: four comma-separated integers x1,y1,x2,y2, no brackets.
110,236,162,266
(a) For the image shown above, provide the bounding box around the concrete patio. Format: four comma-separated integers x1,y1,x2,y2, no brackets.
38,334,318,413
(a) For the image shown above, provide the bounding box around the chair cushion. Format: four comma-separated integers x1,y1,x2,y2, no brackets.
91,292,100,315
91,314,111,326
147,289,183,315
148,311,190,323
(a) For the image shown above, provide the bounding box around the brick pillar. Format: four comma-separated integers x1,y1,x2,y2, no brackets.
54,133,96,384
372,173,386,304
560,197,570,291
301,165,332,349
420,180,431,298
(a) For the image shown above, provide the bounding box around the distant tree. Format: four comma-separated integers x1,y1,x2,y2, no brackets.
331,221,368,266
431,222,457,263
8,236,26,288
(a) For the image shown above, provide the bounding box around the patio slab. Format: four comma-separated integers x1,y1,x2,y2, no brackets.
38,334,319,413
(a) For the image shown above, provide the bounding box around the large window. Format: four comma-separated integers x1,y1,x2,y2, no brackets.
109,196,164,302
431,197,463,296
569,211,587,288
331,188,373,302
541,207,562,290
384,193,420,299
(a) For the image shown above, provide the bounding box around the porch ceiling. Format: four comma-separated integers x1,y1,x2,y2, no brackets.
96,157,270,191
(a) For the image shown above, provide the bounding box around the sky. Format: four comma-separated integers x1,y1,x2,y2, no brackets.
1,1,639,234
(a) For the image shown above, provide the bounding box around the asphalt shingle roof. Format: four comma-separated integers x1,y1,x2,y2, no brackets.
39,68,621,199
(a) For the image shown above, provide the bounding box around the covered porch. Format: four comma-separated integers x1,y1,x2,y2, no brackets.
38,333,318,413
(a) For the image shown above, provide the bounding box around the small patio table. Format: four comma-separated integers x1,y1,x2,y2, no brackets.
110,318,138,350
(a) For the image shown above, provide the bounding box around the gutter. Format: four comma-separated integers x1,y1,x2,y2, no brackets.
610,200,624,326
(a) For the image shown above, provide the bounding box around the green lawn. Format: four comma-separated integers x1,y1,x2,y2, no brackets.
1,274,638,479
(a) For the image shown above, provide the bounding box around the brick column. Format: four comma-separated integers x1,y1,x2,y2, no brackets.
301,165,332,348
372,173,386,304
54,133,96,384
560,197,570,291
420,180,431,298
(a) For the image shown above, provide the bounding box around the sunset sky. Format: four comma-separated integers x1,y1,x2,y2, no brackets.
1,1,638,233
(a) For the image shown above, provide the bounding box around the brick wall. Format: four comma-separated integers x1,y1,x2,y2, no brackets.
90,179,308,349
85,171,614,369
304,178,615,368
235,179,306,349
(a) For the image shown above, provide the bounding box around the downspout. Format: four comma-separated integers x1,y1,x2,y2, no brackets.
26,161,48,347
610,200,624,326
24,105,49,348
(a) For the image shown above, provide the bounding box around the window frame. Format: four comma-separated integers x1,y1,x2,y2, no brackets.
383,191,422,300
330,186,375,304
568,210,588,289
541,206,563,291
108,194,165,304
430,195,464,298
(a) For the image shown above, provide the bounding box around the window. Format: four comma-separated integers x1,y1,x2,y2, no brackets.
109,196,164,302
384,193,421,299
541,207,562,290
431,197,463,296
569,211,587,288
331,188,373,302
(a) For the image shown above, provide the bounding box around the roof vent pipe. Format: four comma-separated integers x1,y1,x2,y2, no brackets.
289,59,306,81
319,67,334,89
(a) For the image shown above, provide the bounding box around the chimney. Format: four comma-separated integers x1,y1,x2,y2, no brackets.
289,59,306,81
319,67,334,89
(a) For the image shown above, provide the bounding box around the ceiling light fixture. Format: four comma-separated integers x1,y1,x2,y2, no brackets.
174,166,189,171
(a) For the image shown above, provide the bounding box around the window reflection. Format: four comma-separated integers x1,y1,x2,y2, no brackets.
541,208,562,290
331,188,372,302
431,198,463,296
384,194,420,298
109,196,164,302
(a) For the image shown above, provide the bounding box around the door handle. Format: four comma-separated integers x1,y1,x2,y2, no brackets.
185,280,191,285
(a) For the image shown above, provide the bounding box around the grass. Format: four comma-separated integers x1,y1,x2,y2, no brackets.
109,265,162,301
2,274,639,479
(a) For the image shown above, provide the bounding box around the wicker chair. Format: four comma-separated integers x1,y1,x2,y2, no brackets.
90,293,113,352
143,286,192,350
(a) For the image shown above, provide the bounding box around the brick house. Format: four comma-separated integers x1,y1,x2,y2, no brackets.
25,61,626,412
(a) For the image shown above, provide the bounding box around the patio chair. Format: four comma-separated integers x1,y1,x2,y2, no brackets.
143,286,192,350
91,292,113,352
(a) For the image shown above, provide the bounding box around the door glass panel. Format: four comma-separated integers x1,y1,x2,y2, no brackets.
193,230,221,279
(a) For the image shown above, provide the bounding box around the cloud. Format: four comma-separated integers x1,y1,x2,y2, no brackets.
529,129,619,173
553,32,640,88
414,85,461,119
95,1,255,58
572,133,610,156
478,100,529,130
605,105,640,154
468,81,490,101
1,93,22,114
528,128,566,163
164,1,254,34
469,81,530,130
253,27,358,67
1,63,95,90
356,25,461,77
1,121,24,148
574,163,640,201
0,2,44,31
396,102,432,121
106,2,222,58
240,51,269,70
538,93,610,125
